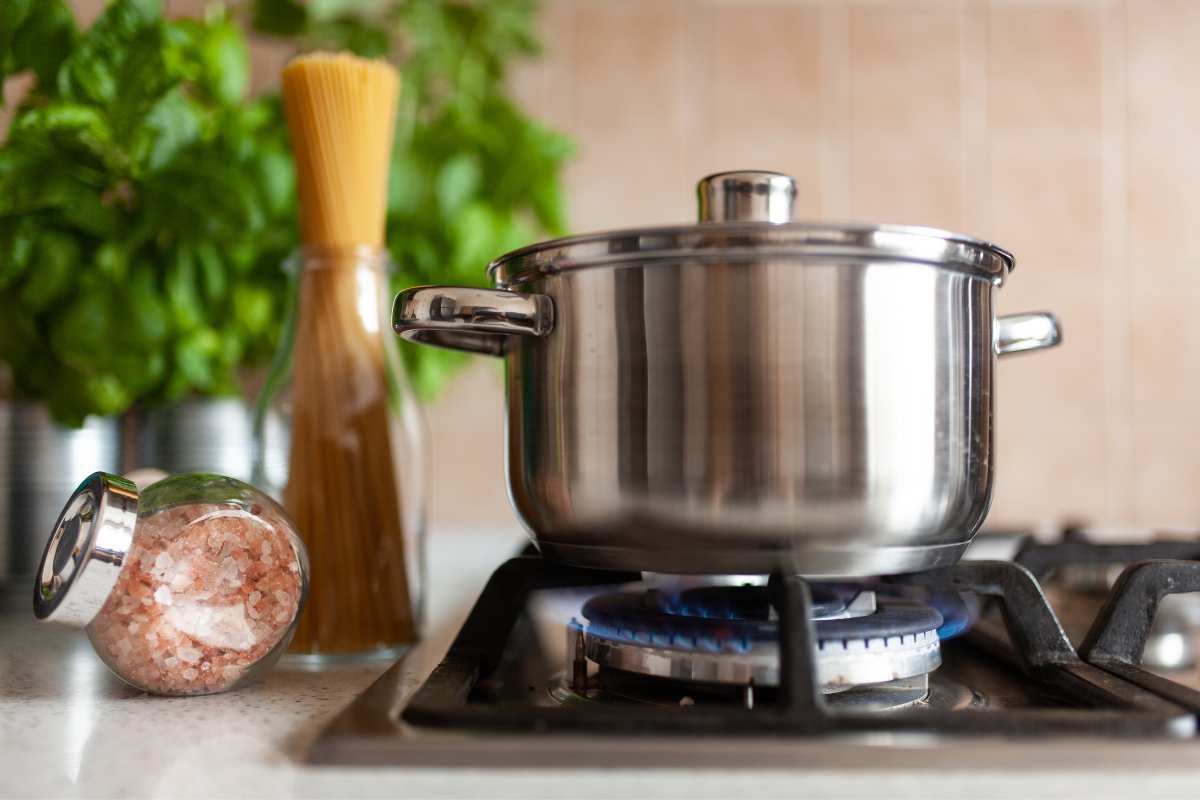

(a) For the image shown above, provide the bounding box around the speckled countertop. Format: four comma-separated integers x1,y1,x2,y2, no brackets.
5,527,1200,800
0,527,526,799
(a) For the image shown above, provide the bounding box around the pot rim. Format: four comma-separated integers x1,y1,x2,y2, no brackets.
488,221,1014,288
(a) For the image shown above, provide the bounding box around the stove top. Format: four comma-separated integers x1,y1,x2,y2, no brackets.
310,532,1200,766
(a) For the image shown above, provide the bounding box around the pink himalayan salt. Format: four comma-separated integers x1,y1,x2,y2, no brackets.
87,502,302,695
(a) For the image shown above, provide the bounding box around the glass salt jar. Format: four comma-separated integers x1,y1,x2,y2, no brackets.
33,472,309,696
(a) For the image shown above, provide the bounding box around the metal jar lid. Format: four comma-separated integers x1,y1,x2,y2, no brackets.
488,170,1014,287
33,472,139,627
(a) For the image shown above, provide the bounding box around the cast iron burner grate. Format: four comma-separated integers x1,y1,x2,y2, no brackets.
392,554,1200,739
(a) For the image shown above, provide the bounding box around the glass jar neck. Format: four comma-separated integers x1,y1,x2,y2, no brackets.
288,244,392,274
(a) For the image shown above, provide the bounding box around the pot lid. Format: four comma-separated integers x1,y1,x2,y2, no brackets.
488,170,1014,286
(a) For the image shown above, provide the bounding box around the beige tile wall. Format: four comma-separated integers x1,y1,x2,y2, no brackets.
490,0,1200,537
45,0,1200,537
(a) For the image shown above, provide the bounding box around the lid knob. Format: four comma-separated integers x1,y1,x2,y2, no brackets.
696,171,796,223
33,472,139,627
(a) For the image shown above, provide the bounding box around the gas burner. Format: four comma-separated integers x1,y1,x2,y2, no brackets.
551,663,979,714
569,584,943,705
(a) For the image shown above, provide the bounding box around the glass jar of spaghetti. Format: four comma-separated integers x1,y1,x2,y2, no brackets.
34,472,308,696
253,245,426,658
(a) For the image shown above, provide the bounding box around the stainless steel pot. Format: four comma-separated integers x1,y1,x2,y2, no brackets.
393,171,1061,577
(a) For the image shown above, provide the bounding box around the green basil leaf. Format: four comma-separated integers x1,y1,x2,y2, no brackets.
58,184,123,237
250,0,308,37
307,0,373,21
435,153,481,217
218,330,243,367
388,154,426,216
126,263,170,343
49,291,112,372
12,103,122,169
95,241,127,282
254,146,295,219
19,230,79,310
109,349,163,394
0,218,36,289
449,202,497,273
130,88,203,172
194,240,226,303
56,0,165,106
166,245,202,330
175,325,221,389
3,0,77,89
0,0,38,58
81,372,130,417
233,284,272,337
199,18,249,105
0,288,37,351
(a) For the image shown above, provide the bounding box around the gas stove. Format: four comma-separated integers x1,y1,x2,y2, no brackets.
310,532,1200,766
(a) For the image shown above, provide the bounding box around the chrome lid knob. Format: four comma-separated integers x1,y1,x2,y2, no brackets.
696,170,796,223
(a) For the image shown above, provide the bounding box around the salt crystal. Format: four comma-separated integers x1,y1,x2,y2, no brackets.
153,552,174,574
153,586,173,606
177,646,202,664
167,602,257,651
274,590,290,605
261,540,272,556
182,668,198,681
248,591,262,606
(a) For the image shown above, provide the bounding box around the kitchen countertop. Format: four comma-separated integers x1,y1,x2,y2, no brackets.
5,527,1200,799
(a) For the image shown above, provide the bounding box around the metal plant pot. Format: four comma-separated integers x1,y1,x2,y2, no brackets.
135,397,288,490
0,401,121,580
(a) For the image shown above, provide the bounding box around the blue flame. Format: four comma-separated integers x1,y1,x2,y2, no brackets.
929,590,979,640
579,583,975,653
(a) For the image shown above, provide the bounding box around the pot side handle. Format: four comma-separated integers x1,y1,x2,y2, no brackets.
392,286,554,356
996,311,1062,356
